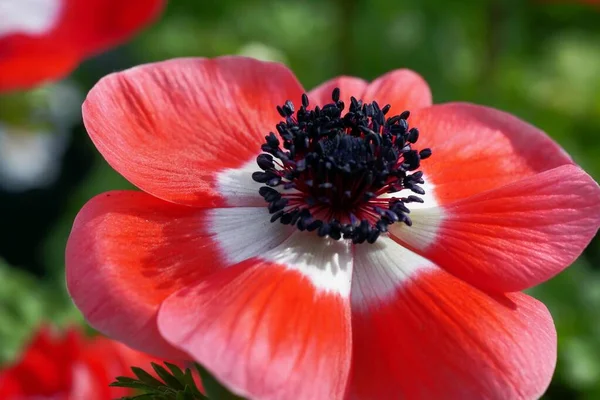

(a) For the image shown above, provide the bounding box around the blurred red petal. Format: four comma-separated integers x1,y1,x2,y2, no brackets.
0,326,158,399
66,190,293,358
79,335,159,399
349,237,557,399
0,0,164,92
158,234,353,400
83,56,305,207
410,102,573,205
309,76,368,107
390,164,600,292
0,50,79,92
0,327,79,397
362,68,433,112
309,69,432,114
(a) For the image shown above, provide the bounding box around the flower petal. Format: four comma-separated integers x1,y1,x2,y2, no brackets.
308,69,431,114
66,190,292,358
308,76,368,107
0,0,63,37
390,164,600,292
0,0,164,92
63,0,164,55
80,335,159,399
82,56,305,207
0,48,79,93
410,103,573,205
349,236,557,400
0,327,81,397
158,233,353,400
362,69,433,112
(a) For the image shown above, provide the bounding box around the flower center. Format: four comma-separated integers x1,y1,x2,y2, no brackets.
252,88,431,244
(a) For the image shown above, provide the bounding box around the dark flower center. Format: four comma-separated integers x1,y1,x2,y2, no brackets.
252,88,431,244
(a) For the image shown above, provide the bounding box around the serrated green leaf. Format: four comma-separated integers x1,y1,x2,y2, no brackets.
114,376,140,384
183,368,205,398
152,362,186,390
196,363,246,400
112,362,206,400
131,366,167,388
164,362,186,378
110,380,162,391
176,391,196,400
123,394,167,400
164,363,206,398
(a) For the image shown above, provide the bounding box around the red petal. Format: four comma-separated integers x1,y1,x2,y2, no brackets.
362,69,432,112
0,327,81,397
62,0,164,55
0,0,164,92
0,374,20,399
0,325,163,399
349,237,557,400
83,57,304,207
411,103,573,205
308,76,368,107
81,336,160,399
66,191,292,358
0,49,79,92
158,234,353,400
308,69,431,114
390,164,600,292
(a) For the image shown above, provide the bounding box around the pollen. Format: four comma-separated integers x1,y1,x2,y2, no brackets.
253,88,431,244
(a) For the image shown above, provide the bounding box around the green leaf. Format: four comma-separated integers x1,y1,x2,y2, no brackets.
132,366,166,388
176,391,197,400
152,362,186,390
0,260,79,364
111,362,207,400
165,362,204,398
195,364,245,400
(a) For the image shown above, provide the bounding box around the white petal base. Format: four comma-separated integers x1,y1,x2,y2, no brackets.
0,0,63,37
351,235,434,310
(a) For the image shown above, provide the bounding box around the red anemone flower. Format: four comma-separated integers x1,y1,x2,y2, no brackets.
66,56,600,400
0,325,156,399
0,0,164,92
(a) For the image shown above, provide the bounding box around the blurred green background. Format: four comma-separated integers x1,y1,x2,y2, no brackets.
1,0,600,398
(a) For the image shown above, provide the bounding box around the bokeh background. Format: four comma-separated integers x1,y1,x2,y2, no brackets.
1,0,600,398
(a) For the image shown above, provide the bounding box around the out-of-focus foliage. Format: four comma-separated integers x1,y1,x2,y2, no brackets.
529,260,600,399
0,260,79,363
1,0,600,398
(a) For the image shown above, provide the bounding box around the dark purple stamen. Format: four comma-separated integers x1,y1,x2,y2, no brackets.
252,88,431,244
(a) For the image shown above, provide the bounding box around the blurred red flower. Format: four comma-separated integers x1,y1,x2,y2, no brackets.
0,325,156,400
0,0,164,92
67,56,600,400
